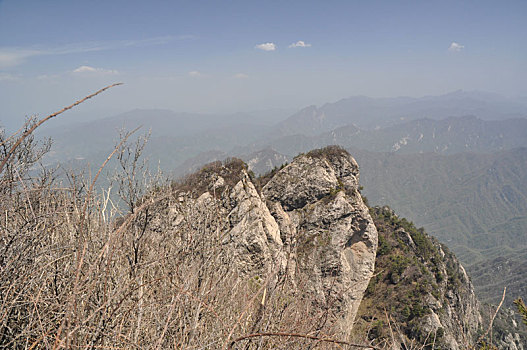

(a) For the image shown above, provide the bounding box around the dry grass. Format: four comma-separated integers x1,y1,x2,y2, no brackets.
0,86,381,349
5,86,503,349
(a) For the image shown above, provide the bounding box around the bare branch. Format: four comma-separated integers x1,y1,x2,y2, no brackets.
0,83,123,174
474,287,506,349
227,332,381,349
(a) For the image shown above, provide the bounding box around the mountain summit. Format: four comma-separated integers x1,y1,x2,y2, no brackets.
5,138,523,348
154,146,378,340
145,146,494,348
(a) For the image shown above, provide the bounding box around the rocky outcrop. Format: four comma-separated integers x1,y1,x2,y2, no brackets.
434,245,481,349
151,159,286,280
151,147,378,339
148,146,491,348
261,147,377,336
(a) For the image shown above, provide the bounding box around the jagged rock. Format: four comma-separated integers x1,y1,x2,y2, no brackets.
149,146,492,348
395,228,416,250
261,148,360,210
225,172,286,276
151,146,378,339
262,147,377,337
436,248,481,349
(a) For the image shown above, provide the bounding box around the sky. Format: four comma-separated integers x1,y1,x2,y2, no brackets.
1,0,526,130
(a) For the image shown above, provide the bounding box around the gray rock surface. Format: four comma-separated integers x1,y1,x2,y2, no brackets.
262,149,377,336
148,146,499,347
152,147,378,338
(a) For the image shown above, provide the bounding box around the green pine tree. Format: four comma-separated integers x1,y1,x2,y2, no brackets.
514,298,527,327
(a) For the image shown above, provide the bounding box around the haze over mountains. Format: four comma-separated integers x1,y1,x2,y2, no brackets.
43,90,527,165
355,148,527,304
40,90,527,305
248,116,527,157
274,90,527,133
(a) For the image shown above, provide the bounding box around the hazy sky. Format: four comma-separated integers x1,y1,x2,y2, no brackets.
1,0,526,129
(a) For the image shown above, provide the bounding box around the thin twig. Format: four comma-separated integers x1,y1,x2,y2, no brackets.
384,309,396,349
15,167,36,220
155,294,178,349
227,332,381,349
0,119,30,148
474,287,506,349
80,125,141,225
0,83,123,174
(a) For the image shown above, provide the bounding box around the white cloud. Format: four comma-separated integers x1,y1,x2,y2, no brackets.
448,42,464,52
0,49,41,69
0,72,20,81
288,40,311,48
0,36,176,69
188,70,204,78
255,42,276,51
73,65,97,73
72,65,119,75
233,73,249,79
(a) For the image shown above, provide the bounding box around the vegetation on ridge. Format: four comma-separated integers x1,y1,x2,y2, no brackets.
0,93,378,348
1,89,525,349
352,206,477,349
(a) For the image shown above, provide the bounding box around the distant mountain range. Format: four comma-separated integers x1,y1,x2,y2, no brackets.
249,115,527,156
41,90,527,164
274,90,527,133
41,108,273,166
43,113,527,171
35,90,527,305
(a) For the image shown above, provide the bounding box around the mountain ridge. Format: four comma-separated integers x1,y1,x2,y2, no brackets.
274,90,527,134
174,146,527,307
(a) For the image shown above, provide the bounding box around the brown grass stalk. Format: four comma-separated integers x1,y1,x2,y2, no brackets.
227,332,381,349
0,83,123,174
474,287,506,349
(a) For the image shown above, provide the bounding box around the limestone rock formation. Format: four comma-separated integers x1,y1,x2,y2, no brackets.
262,147,377,336
151,146,378,339
147,146,492,348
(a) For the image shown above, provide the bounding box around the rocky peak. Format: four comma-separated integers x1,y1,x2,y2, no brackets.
262,145,360,210
260,146,377,337
149,146,489,348
158,146,378,339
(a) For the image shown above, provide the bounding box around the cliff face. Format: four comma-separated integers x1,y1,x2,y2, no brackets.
262,148,378,336
152,147,378,339
147,146,487,347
